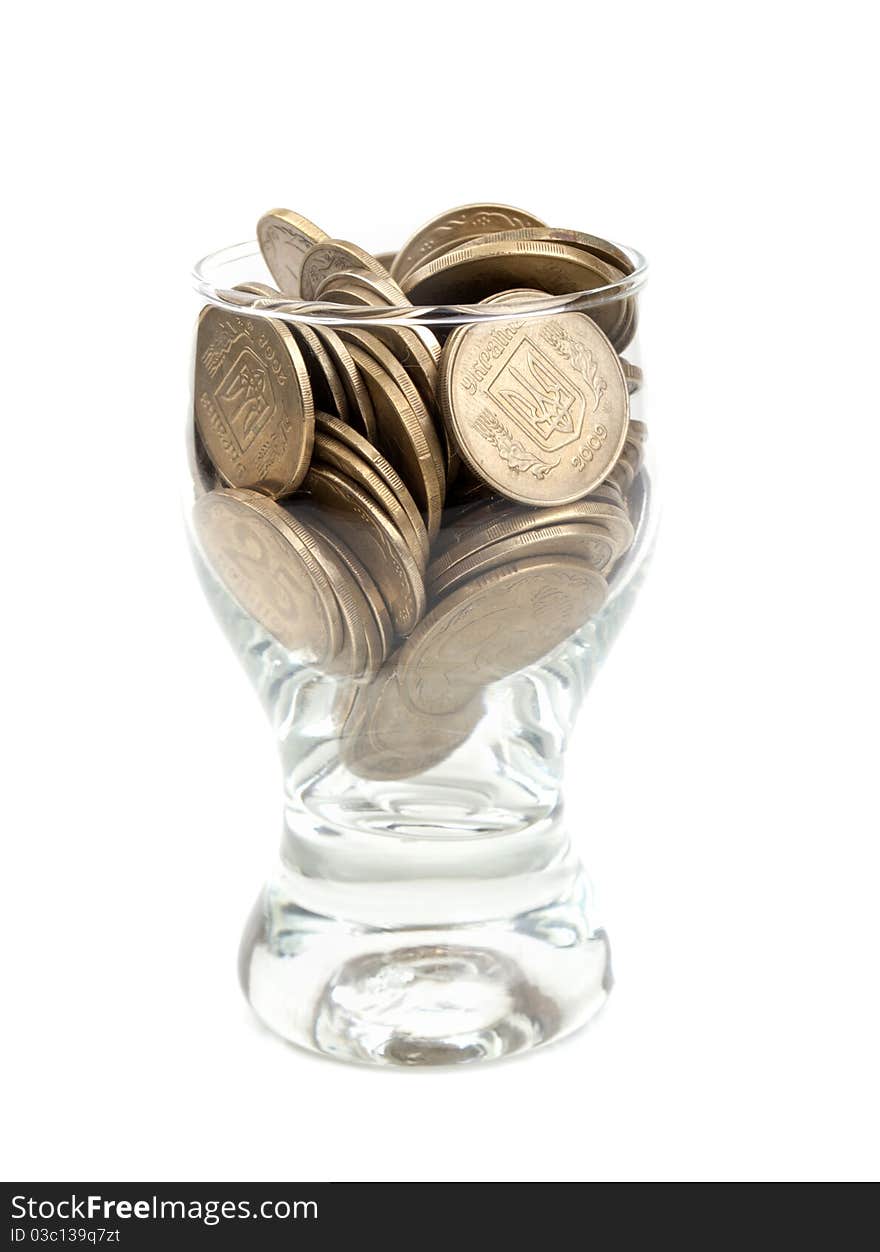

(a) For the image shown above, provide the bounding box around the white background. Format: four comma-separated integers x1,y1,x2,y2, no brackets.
2,1,878,1182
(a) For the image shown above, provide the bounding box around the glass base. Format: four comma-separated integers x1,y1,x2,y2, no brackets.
239,867,612,1067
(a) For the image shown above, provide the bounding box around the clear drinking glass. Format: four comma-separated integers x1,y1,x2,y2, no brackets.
187,235,652,1066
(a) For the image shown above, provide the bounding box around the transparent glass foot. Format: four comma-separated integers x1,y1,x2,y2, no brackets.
240,860,611,1066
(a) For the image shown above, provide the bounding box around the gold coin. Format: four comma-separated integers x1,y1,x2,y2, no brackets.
398,556,608,716
336,316,435,387
314,267,409,307
431,496,507,558
429,523,618,599
621,436,644,475
464,227,635,276
390,203,546,284
626,467,647,525
439,309,629,507
256,209,329,298
472,244,635,352
300,239,392,301
194,307,314,497
435,496,635,562
193,488,342,662
324,283,441,401
314,411,429,566
310,326,377,442
287,321,350,421
436,419,462,489
478,286,627,346
341,665,483,781
406,239,614,302
375,251,397,270
606,456,635,495
396,236,466,277
442,472,495,509
621,358,643,394
367,321,440,407
312,275,443,388
397,323,442,373
614,300,638,355
305,516,394,665
307,531,372,676
231,281,284,301
313,430,428,571
425,510,620,588
479,287,553,305
304,523,383,677
307,272,441,360
334,329,445,494
588,480,626,508
478,286,636,359
405,240,629,348
232,284,350,418
348,345,445,539
304,464,426,637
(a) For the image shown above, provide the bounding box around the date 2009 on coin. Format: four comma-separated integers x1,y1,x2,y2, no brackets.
571,424,608,471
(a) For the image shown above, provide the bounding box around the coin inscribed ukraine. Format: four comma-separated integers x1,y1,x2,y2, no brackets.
193,307,314,497
440,311,629,506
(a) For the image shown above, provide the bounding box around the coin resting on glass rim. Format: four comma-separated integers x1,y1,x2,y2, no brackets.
191,202,647,778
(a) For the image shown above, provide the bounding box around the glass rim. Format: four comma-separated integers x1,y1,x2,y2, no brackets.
191,238,649,328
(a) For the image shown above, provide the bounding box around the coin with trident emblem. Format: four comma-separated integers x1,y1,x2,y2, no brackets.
439,309,629,506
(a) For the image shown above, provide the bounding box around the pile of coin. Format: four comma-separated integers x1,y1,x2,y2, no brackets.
192,203,646,778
